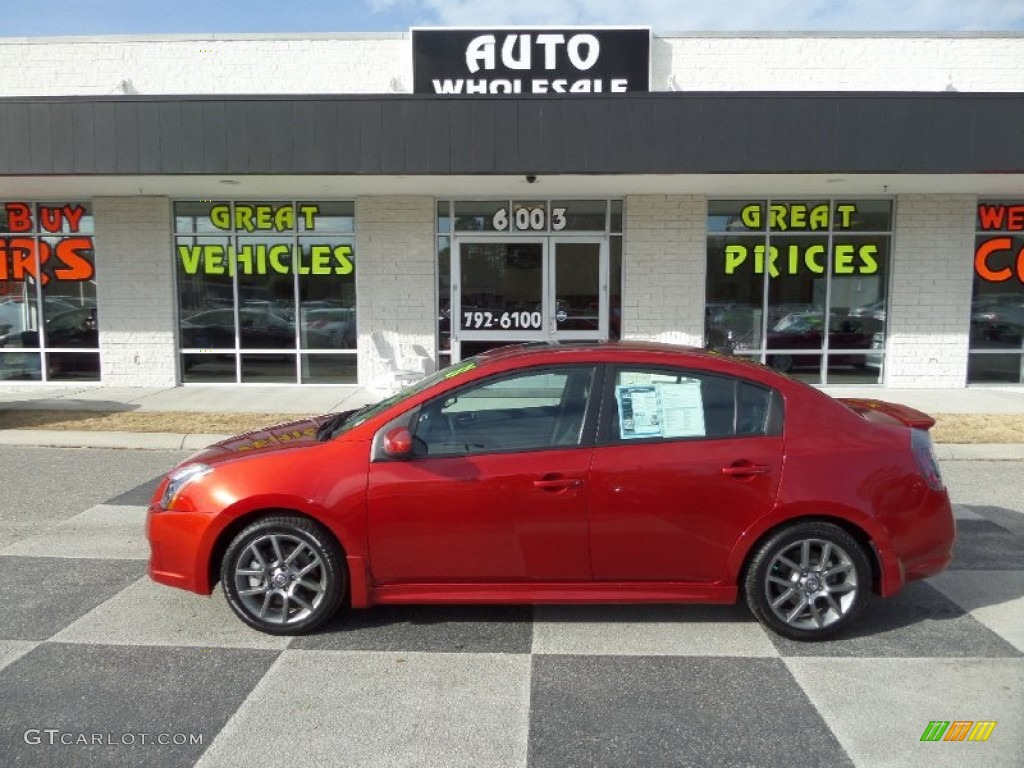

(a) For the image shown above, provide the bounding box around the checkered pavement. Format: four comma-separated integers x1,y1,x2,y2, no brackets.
0,475,1020,768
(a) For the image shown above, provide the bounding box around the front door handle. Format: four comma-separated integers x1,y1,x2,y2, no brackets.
721,463,770,478
533,477,584,492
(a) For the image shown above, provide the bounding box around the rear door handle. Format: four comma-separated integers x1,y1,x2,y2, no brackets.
721,463,770,477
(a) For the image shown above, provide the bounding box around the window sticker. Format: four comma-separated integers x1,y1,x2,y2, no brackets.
659,382,706,438
615,381,706,440
616,385,661,438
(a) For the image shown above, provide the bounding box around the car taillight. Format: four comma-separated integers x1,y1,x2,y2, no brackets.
911,428,944,491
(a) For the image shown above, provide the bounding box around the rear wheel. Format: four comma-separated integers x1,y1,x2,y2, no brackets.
220,515,346,635
744,522,870,640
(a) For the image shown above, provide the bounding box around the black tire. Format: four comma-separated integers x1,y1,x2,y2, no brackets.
220,515,346,635
744,522,871,641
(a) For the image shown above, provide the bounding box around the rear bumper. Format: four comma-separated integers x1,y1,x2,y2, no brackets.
146,504,218,595
876,488,956,597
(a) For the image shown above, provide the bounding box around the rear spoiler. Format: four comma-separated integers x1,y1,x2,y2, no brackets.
837,398,937,430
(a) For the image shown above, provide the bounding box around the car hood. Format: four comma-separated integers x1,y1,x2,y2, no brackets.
186,411,354,464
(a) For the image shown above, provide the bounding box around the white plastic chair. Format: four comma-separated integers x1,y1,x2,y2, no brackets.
369,332,430,392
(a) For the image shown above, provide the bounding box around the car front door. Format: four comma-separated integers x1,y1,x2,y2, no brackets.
588,366,784,582
366,365,599,584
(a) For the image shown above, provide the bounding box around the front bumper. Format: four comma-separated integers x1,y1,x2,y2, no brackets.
146,503,219,595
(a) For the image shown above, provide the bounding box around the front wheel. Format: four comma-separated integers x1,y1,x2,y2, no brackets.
744,522,870,640
220,515,346,635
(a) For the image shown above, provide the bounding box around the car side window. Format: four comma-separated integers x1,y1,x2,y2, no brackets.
608,367,780,442
413,366,596,457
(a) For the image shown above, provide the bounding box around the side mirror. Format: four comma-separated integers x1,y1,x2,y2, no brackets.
382,426,414,458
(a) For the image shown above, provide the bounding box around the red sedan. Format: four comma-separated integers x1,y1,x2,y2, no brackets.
147,342,954,640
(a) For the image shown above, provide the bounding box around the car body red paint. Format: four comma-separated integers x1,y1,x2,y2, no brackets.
147,342,955,639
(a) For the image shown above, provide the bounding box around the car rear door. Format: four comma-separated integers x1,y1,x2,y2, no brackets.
587,366,784,582
366,365,599,584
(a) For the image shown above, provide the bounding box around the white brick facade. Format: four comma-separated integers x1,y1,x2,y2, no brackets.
0,33,1020,96
3,31,1021,389
885,195,976,387
93,196,177,386
0,35,408,96
354,196,436,389
656,35,1024,92
622,195,707,347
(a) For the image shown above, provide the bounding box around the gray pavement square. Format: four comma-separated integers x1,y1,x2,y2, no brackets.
963,504,1024,536
528,655,854,768
104,476,165,507
0,556,144,641
948,519,1024,570
290,603,534,654
531,604,779,657
0,642,280,768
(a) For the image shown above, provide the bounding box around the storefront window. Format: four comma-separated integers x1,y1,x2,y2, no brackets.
706,199,891,384
969,200,1024,383
0,202,98,381
174,201,356,384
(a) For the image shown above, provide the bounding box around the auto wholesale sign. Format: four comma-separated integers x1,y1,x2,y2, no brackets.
412,28,650,95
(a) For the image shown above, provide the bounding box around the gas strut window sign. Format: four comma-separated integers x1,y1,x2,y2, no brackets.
462,309,543,331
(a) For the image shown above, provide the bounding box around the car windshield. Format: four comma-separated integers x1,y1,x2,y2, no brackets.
320,357,483,440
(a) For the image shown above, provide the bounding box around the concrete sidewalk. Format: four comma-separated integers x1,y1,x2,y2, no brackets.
0,382,1022,458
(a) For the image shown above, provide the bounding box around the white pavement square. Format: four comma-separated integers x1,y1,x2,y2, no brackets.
195,650,532,768
785,657,1022,768
0,504,149,560
52,578,292,651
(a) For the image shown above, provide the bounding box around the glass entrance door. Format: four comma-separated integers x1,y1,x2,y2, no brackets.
453,237,608,360
550,238,607,341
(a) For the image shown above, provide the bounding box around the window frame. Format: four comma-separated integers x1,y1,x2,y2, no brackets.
406,363,604,459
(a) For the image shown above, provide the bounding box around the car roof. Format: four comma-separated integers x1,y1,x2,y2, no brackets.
475,340,720,364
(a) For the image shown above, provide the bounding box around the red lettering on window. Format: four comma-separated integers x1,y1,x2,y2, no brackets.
974,237,1013,282
4,203,33,232
978,204,1024,231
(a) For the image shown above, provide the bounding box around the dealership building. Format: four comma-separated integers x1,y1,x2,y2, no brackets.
1,29,1023,390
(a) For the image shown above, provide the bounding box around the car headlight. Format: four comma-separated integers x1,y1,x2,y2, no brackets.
159,463,212,509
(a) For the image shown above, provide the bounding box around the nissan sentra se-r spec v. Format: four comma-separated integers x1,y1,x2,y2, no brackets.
147,342,955,641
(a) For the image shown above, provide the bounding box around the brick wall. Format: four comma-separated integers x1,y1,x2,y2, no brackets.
93,196,177,386
1,34,1020,96
354,196,436,389
622,195,707,346
0,34,408,95
885,195,976,387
